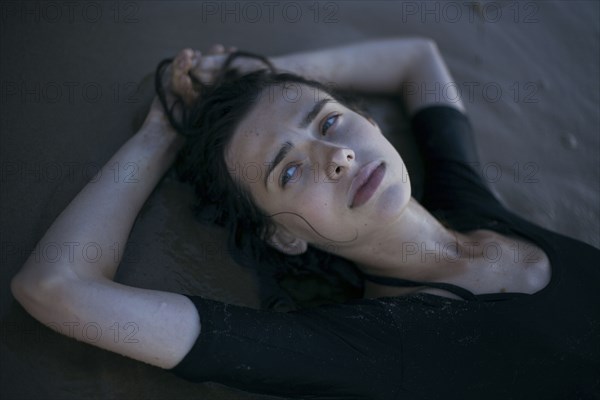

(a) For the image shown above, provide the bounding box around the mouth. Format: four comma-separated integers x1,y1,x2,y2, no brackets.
348,161,386,208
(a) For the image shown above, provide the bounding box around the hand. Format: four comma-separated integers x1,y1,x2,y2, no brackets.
142,48,200,134
192,44,270,84
144,44,236,121
143,44,263,134
141,45,229,131
190,43,239,87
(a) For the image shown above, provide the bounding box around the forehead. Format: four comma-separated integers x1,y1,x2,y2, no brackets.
226,83,332,171
240,83,329,133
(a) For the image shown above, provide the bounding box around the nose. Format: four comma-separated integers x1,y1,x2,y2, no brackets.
323,145,355,181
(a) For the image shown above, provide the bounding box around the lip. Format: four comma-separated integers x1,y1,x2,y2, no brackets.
348,161,386,208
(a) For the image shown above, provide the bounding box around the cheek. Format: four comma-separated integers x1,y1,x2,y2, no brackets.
374,182,410,220
291,189,336,224
277,190,354,241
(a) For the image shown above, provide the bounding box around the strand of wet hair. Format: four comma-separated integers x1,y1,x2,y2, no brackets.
186,50,276,99
155,57,190,136
220,50,276,80
155,50,276,137
267,211,359,244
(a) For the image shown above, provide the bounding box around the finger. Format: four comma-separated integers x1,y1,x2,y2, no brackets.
173,73,194,102
173,48,195,71
170,49,196,89
170,49,201,105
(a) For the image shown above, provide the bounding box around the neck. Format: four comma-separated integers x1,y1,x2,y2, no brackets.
341,198,472,282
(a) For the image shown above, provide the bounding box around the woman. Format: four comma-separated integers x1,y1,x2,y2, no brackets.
10,39,599,399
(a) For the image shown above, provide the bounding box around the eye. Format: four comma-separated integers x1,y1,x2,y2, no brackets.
281,164,301,187
321,114,339,135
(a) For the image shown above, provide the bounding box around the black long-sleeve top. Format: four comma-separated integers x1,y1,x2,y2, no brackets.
170,106,600,400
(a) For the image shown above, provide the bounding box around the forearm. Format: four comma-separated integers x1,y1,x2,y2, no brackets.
271,37,464,114
10,52,204,369
13,117,184,287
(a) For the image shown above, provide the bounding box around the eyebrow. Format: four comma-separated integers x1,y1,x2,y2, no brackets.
264,141,293,188
299,98,333,129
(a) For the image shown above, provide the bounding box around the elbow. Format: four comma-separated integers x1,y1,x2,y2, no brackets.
11,270,34,309
11,270,42,313
416,37,440,57
10,264,70,315
398,37,441,64
422,37,438,49
401,36,438,50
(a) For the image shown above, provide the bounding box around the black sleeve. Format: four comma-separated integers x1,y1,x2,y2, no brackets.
169,295,401,400
410,105,505,214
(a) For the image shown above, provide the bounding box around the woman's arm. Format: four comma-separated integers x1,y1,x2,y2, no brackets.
272,38,464,115
10,55,201,369
213,38,463,115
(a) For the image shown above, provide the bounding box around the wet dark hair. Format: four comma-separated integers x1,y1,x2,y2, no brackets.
155,51,366,310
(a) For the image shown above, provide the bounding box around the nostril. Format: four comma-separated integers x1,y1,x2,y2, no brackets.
335,166,341,174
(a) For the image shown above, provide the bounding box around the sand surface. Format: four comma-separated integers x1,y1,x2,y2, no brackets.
1,1,598,399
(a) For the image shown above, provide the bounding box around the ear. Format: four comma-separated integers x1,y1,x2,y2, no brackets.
266,227,308,256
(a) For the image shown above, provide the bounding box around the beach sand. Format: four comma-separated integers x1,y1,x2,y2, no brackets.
1,1,598,399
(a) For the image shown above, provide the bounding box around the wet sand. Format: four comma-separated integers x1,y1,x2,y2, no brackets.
1,1,598,399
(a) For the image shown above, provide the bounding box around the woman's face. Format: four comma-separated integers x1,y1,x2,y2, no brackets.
225,83,411,252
